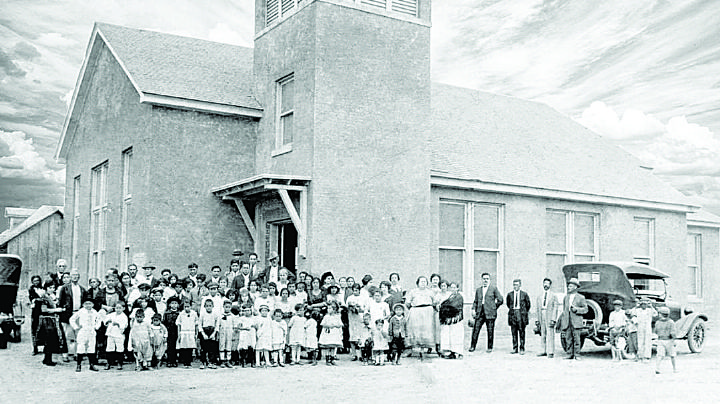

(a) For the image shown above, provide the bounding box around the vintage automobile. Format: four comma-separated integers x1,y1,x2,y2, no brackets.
560,262,707,353
0,254,24,348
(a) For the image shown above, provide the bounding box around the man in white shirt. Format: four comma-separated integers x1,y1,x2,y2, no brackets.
536,278,559,358
187,263,199,286
58,269,87,360
127,264,145,287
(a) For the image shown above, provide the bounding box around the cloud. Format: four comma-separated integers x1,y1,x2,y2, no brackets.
0,48,26,77
11,42,41,60
578,101,665,141
0,130,63,182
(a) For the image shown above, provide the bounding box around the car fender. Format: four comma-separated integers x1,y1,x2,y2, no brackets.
674,313,708,338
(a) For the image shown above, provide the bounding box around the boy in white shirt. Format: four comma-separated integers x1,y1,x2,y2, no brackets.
104,301,129,370
608,300,627,361
70,298,101,372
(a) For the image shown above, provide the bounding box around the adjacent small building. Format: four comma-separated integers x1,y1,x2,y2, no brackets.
55,0,720,320
0,206,64,289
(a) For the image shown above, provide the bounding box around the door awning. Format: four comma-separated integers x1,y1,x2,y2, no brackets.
211,174,310,257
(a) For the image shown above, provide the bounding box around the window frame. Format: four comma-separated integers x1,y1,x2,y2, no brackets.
687,232,702,299
438,200,504,298
120,148,132,272
90,161,109,280
273,74,295,156
632,217,655,266
545,209,600,291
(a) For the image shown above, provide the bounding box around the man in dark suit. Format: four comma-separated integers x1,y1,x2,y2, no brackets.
557,278,588,360
230,261,252,291
469,272,504,352
58,268,87,360
256,251,279,285
506,278,531,354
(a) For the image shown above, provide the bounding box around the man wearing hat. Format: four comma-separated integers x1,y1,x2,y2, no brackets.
260,252,280,285
630,298,657,361
142,263,160,289
557,278,587,360
654,306,677,373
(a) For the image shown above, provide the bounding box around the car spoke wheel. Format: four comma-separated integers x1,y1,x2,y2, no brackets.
687,319,705,353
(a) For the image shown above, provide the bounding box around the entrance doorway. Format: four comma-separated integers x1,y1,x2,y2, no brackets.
270,221,298,275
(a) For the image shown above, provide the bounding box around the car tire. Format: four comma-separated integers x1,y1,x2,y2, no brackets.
687,319,705,353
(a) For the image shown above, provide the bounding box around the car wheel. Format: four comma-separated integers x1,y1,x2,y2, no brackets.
687,319,705,353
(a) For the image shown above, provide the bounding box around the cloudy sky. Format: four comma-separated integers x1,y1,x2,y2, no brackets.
1,0,720,231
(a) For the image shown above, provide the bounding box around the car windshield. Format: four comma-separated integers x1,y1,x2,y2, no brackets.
628,278,666,297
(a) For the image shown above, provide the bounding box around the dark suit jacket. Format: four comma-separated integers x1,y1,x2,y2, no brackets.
230,273,251,291
57,283,87,323
506,290,531,327
472,285,504,319
558,292,588,330
86,288,106,311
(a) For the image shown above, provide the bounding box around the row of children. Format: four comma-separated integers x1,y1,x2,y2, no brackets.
607,298,677,373
66,288,411,371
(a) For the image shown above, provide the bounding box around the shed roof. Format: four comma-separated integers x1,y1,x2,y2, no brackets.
430,83,696,211
0,206,63,246
688,209,720,228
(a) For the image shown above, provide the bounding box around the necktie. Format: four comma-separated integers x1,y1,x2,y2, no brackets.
515,292,519,309
543,292,547,308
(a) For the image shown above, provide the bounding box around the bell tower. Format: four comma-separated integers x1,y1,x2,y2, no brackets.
253,0,432,276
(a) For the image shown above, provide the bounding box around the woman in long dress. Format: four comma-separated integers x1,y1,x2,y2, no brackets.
35,281,67,366
429,273,442,353
439,282,464,359
405,276,436,359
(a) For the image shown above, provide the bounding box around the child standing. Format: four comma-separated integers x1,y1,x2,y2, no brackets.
199,299,220,369
319,301,343,366
253,285,275,315
176,299,199,368
372,319,389,366
346,284,368,361
608,300,626,362
368,289,390,324
237,305,255,367
218,300,235,368
654,307,677,374
70,298,101,372
163,297,181,367
149,313,168,368
287,304,305,365
303,309,318,365
104,301,128,370
359,313,373,363
631,299,657,362
271,309,288,367
388,303,407,365
254,305,273,367
130,310,153,371
152,288,166,317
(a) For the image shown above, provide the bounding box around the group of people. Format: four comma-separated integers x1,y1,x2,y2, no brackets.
28,254,679,373
27,252,468,371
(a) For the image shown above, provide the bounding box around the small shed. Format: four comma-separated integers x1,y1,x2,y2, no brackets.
0,206,63,290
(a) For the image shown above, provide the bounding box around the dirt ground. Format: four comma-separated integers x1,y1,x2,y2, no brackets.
2,325,720,404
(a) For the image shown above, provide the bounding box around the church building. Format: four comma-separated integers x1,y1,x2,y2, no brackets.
56,0,720,317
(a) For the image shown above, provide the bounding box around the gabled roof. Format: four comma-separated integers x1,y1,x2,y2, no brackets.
0,206,63,246
56,23,262,160
430,83,698,212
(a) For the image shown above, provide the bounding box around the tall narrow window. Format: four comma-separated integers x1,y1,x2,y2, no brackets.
438,201,503,297
275,74,294,154
633,218,654,265
545,210,599,290
90,162,108,280
120,148,132,271
71,176,81,268
687,233,702,298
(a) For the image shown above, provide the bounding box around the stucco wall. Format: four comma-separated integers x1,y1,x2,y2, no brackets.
63,40,257,280
688,225,720,322
431,187,689,323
